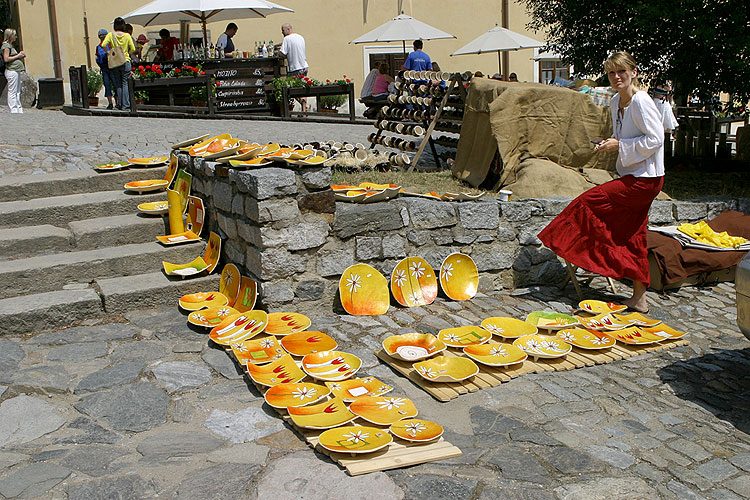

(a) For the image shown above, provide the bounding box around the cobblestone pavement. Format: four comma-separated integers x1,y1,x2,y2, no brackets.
0,280,748,500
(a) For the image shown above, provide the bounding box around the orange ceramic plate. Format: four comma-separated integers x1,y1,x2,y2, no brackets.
263,382,330,408
413,355,479,383
123,179,168,192
639,324,687,340
188,306,239,328
513,334,572,359
209,310,268,345
439,253,478,301
231,336,286,365
349,396,418,426
481,317,538,339
325,376,393,402
265,312,311,336
391,257,438,307
301,350,361,381
390,419,444,443
138,200,169,215
229,157,274,168
614,312,662,327
156,230,201,246
171,134,210,150
217,263,241,307
339,264,389,316
187,134,232,156
331,184,359,192
318,425,392,454
576,313,611,330
128,156,169,166
287,397,357,429
246,354,306,387
437,325,492,347
556,328,616,349
233,276,258,313
281,331,338,356
596,314,637,330
178,291,229,311
463,342,528,367
382,333,446,361
605,326,665,345
94,161,129,172
578,300,628,314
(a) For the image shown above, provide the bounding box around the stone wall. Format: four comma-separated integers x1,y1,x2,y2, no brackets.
181,152,749,314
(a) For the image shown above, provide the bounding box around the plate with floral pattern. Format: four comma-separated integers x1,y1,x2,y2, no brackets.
556,328,616,350
318,425,392,454
349,396,418,425
439,253,478,301
246,353,306,387
263,382,330,408
640,323,687,340
513,334,572,360
127,156,169,167
462,342,527,367
188,305,239,328
281,331,338,356
301,351,362,381
382,333,446,361
578,300,628,314
481,317,538,339
390,419,444,443
287,397,357,429
390,257,438,308
413,355,479,383
231,336,286,365
94,161,129,172
437,326,492,347
525,311,580,330
339,264,390,316
325,377,393,402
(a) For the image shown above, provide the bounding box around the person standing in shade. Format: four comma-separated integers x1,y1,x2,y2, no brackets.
0,27,6,99
2,28,26,114
95,29,117,109
280,23,308,112
154,29,178,62
216,23,238,58
101,17,135,110
402,40,431,72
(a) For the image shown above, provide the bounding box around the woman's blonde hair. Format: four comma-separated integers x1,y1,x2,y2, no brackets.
3,28,16,44
605,51,639,86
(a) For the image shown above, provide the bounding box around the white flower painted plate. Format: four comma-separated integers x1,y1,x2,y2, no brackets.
462,342,527,367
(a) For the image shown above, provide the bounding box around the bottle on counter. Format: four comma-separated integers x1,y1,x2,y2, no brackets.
261,41,268,58
209,43,215,58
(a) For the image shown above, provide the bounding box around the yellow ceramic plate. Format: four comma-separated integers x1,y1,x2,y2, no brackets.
281,331,338,356
301,351,361,381
334,191,367,202
203,140,246,160
339,264,390,316
138,200,169,215
162,256,208,277
216,146,263,163
413,355,479,383
246,354,306,387
156,230,201,246
437,326,492,347
578,300,628,314
556,328,616,350
185,133,231,155
178,291,229,311
349,396,418,425
390,419,444,443
614,312,662,328
525,311,580,330
462,342,528,367
263,382,330,408
513,334,572,359
234,276,259,313
596,313,637,330
481,317,538,339
640,323,687,340
265,312,311,336
287,397,357,429
123,179,168,192
605,326,665,345
128,156,169,166
171,134,210,149
390,257,438,307
94,161,129,172
439,253,478,301
576,313,611,330
318,425,392,454
382,333,446,361
231,336,286,365
229,157,274,168
331,184,359,192
208,310,269,345
188,306,239,328
325,377,393,402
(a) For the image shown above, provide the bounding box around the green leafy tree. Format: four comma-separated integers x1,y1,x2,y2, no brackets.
521,0,750,106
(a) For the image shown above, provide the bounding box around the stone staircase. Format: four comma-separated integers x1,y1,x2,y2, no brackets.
0,167,219,335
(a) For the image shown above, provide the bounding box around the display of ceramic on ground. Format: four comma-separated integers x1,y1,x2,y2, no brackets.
246,353,306,387
179,264,239,312
605,326,666,345
349,396,418,426
462,342,528,367
233,276,259,312
137,200,169,215
440,192,484,201
301,350,362,381
480,317,538,339
437,326,492,347
287,397,357,429
263,382,330,408
317,425,393,454
280,331,338,356
389,419,444,443
94,161,129,172
594,313,637,330
265,312,311,336
230,157,274,168
125,154,179,194
512,334,572,360
188,306,240,328
390,257,438,308
172,133,210,149
555,328,616,349
325,377,393,402
217,144,262,163
614,312,662,327
400,190,441,200
382,333,446,361
127,156,169,167
339,263,390,316
202,139,246,161
157,194,205,245
231,336,286,365
525,311,580,330
413,355,479,383
208,309,268,345
186,133,231,156
439,253,478,301
640,323,687,340
578,300,628,314
162,231,221,277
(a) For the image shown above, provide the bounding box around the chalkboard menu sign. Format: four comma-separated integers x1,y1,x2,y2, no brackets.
212,67,271,112
69,65,87,108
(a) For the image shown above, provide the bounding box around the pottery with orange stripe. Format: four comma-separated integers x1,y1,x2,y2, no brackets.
301,351,362,381
264,382,330,408
231,336,286,365
339,264,390,316
390,419,444,443
640,323,687,340
245,354,306,387
556,328,616,350
325,376,393,402
349,396,418,425
606,327,667,345
390,257,438,307
265,312,311,336
280,331,338,356
439,253,478,301
578,299,627,314
287,397,357,429
208,310,268,345
318,425,393,454
178,291,229,312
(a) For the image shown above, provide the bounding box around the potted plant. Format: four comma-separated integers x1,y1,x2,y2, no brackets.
87,69,104,106
189,85,208,107
318,94,347,113
134,90,148,105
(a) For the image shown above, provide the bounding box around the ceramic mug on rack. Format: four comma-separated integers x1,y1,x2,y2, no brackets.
499,189,513,202
354,148,368,161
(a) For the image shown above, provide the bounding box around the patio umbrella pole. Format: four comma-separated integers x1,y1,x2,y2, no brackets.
498,52,502,74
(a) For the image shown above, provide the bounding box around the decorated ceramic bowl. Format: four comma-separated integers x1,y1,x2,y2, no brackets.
390,419,444,443
287,397,357,429
281,331,338,357
607,326,667,345
265,312,311,336
339,263,390,316
187,305,239,328
325,377,393,402
263,382,330,408
137,200,169,215
246,353,306,387
208,310,268,346
349,396,418,425
525,311,580,330
230,336,286,365
613,312,662,328
462,342,527,367
578,299,628,314
301,350,362,381
382,333,446,361
513,334,572,359
437,326,492,347
318,425,392,454
640,323,687,340
439,253,478,301
481,317,538,339
556,328,616,350
413,355,479,383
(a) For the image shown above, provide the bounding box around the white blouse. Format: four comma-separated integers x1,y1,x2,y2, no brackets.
610,90,665,178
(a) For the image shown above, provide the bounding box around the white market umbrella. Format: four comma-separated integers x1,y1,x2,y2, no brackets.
123,0,293,47
451,24,544,74
351,14,455,53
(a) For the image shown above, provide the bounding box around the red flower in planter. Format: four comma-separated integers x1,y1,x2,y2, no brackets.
145,65,152,70
346,79,350,83
138,65,144,71
175,68,181,74
156,69,163,75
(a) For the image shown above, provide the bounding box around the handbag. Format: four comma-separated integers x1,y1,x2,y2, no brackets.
106,33,127,69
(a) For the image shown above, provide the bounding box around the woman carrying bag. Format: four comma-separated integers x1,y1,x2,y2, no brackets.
2,28,26,114
100,17,134,110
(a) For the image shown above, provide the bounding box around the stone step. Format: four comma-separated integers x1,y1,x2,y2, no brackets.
0,190,165,228
0,166,168,202
0,288,104,335
0,241,203,299
0,225,72,260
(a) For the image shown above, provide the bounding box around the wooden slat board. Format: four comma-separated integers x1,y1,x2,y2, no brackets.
376,338,690,402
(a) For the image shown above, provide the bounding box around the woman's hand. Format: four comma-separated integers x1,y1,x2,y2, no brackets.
595,137,618,153
17,50,26,59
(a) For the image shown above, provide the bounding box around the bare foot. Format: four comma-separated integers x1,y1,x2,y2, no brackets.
622,297,648,313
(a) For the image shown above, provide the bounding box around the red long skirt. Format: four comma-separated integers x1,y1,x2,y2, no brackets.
537,175,664,285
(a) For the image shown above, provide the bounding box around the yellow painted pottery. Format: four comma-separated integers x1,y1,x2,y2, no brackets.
413,355,479,383
556,328,616,349
178,291,229,311
462,342,527,367
174,171,193,213
263,382,330,408
390,257,438,307
301,351,361,381
234,277,258,312
596,314,637,330
290,155,327,166
208,310,269,345
318,425,392,454
437,326,492,347
605,327,665,345
203,232,222,273
246,354,306,387
513,334,572,359
382,333,446,361
127,156,169,166
229,157,273,168
390,419,444,443
576,313,611,330
481,317,538,339
217,263,241,306
325,377,393,402
331,184,359,192
156,231,200,246
525,311,580,330
639,324,687,340
614,312,662,327
578,300,628,314
265,312,311,336
137,200,169,215
439,253,478,301
287,397,357,429
281,331,338,356
339,264,390,316
171,134,210,149
231,336,286,365
123,179,168,193
349,396,418,425
188,306,239,328
163,256,208,277
187,134,232,156
94,161,129,172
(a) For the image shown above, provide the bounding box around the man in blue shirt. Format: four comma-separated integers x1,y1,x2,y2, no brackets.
402,40,431,71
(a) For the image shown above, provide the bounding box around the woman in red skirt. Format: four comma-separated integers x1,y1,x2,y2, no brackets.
538,52,664,312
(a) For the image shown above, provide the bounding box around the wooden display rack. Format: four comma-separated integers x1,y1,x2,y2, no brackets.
376,337,690,402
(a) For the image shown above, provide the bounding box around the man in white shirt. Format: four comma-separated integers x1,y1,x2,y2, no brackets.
280,23,308,112
216,23,238,58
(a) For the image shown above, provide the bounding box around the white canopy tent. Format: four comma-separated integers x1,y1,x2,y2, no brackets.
350,14,454,54
451,24,544,75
